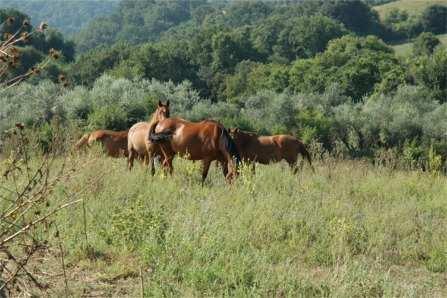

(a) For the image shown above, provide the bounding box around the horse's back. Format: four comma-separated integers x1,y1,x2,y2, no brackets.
128,122,151,153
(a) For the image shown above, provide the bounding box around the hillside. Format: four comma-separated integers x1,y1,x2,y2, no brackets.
392,33,447,55
374,0,447,18
0,0,119,36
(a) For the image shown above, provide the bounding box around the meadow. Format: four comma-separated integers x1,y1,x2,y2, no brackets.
2,145,446,297
374,0,447,18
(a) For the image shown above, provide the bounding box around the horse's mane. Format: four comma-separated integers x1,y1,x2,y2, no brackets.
238,130,258,137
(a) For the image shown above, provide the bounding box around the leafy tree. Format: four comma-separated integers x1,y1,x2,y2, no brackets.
275,15,348,61
321,0,383,36
289,35,400,101
410,47,447,103
420,5,447,35
413,32,441,56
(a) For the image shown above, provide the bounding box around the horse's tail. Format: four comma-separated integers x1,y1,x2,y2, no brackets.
220,127,241,166
74,133,90,150
300,143,315,173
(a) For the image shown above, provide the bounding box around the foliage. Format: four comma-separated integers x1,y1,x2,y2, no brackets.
420,4,447,35
0,0,119,36
413,32,441,56
409,47,447,103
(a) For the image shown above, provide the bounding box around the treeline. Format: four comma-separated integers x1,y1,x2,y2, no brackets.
0,0,119,36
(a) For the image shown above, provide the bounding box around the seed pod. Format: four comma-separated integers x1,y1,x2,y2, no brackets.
6,16,15,26
38,22,48,31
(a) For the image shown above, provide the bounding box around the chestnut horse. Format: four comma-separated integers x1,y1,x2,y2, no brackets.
127,100,170,174
149,118,240,184
75,130,129,158
229,128,314,173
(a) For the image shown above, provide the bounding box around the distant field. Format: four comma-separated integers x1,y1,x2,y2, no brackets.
392,33,447,56
374,0,447,18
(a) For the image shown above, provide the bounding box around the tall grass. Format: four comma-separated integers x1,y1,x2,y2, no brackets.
2,148,445,296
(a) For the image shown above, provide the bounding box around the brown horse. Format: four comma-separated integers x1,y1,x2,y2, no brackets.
75,129,129,158
127,100,170,174
228,128,314,173
149,118,240,184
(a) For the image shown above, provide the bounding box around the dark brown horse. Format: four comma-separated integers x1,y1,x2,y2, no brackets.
149,118,240,183
127,100,170,174
229,128,314,173
75,129,129,158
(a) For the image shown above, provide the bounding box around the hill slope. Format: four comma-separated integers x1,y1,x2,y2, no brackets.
374,0,447,18
0,0,119,36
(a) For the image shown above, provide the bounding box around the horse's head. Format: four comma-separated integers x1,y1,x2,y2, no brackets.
155,100,170,121
229,128,256,146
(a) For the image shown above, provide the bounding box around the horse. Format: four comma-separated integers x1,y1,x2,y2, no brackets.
228,128,314,174
127,100,170,175
74,129,129,158
149,118,240,184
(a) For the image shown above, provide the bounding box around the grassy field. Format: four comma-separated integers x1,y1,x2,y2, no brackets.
2,149,446,296
392,33,447,56
374,0,447,19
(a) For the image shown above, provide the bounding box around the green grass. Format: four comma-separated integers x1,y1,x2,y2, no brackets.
2,152,447,296
374,0,447,19
392,33,447,56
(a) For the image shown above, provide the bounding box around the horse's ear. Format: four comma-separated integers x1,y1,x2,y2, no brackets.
158,100,162,107
166,100,170,107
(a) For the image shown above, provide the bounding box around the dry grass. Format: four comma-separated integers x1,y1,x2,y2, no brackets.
2,148,445,296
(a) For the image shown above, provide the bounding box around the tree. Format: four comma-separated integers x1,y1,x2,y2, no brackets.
321,0,383,36
413,32,441,56
420,5,447,35
410,47,447,103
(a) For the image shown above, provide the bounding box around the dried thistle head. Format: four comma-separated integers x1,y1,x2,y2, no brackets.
3,32,12,40
38,22,48,32
58,74,66,82
15,122,25,130
49,48,60,60
22,19,30,27
31,67,41,75
10,47,19,56
20,32,31,43
6,16,15,26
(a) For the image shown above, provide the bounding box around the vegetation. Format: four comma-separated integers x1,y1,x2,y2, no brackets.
0,0,119,36
1,146,446,296
374,0,447,19
1,0,447,295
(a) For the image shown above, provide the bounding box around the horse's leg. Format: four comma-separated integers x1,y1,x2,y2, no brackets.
148,151,155,176
201,159,212,186
128,148,135,171
159,144,174,175
286,156,299,174
220,160,228,178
